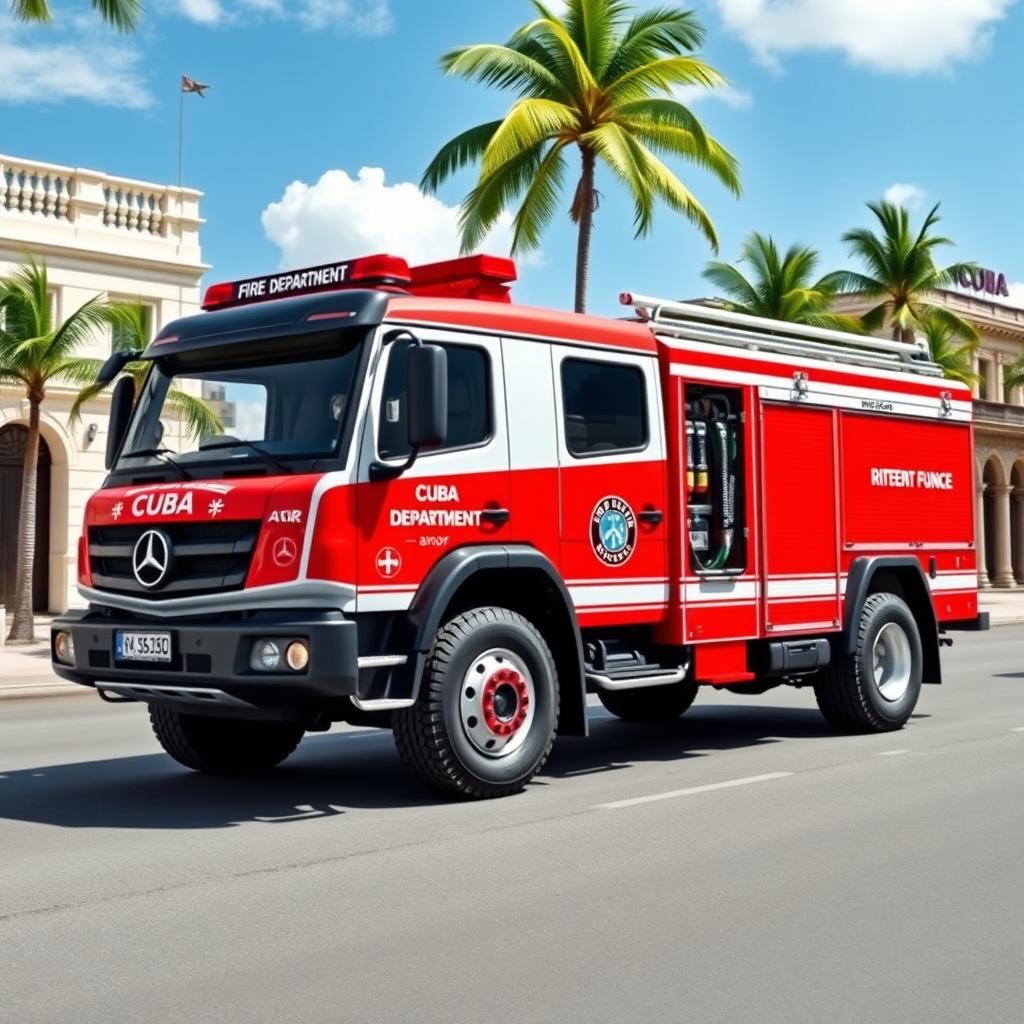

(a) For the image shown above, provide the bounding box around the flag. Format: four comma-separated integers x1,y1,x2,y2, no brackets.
181,75,210,98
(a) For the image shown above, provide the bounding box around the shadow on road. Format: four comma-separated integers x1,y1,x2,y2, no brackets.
0,703,838,831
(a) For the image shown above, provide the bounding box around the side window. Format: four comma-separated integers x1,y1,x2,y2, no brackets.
378,341,492,459
561,357,648,457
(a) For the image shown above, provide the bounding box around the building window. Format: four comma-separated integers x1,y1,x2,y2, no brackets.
561,358,649,457
977,357,992,401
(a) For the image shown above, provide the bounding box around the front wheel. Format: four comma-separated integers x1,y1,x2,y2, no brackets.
393,607,559,799
149,706,304,773
814,592,923,733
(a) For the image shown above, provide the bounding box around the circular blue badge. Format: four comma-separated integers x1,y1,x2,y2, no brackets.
590,496,637,566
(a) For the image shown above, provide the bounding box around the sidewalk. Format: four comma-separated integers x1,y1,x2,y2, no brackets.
0,591,1021,701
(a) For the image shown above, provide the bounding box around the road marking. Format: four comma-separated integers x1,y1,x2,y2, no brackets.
878,749,910,756
1012,727,1024,733
596,772,792,810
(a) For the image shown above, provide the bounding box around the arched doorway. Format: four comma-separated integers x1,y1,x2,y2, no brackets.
0,424,51,612
982,455,1015,588
1013,461,1024,585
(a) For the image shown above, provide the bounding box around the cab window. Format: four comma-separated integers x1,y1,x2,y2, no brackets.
378,341,491,459
561,358,648,457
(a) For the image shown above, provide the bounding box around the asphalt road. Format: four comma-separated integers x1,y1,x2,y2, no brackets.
2,628,1023,1024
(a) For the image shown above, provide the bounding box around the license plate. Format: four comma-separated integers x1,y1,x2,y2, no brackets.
115,631,172,662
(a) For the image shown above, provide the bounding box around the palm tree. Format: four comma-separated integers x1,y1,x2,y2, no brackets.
920,314,980,388
832,200,978,345
10,0,140,30
423,0,741,313
702,232,862,332
69,300,222,439
0,259,118,644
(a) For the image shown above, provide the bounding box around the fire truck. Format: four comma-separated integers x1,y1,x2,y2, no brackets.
52,252,986,798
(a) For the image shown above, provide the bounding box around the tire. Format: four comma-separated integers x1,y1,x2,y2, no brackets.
149,706,304,773
597,679,699,722
814,592,923,733
393,607,559,799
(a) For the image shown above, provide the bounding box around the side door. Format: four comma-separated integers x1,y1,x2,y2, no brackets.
553,348,669,624
355,328,510,613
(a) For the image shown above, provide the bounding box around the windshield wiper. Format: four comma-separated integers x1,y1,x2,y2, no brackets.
198,439,293,475
124,447,192,480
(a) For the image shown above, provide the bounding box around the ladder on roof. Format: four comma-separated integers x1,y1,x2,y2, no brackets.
620,292,944,378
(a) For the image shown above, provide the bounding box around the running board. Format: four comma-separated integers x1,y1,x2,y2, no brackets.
586,668,687,692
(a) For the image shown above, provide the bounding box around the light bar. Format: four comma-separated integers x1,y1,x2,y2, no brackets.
202,254,412,311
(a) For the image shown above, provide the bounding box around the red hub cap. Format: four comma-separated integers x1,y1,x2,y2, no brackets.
481,668,530,737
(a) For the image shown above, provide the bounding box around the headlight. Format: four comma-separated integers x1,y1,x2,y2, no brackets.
251,639,282,672
286,641,310,672
54,631,75,665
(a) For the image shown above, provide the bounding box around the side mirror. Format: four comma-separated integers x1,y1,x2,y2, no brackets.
407,344,448,449
96,349,143,387
105,376,136,470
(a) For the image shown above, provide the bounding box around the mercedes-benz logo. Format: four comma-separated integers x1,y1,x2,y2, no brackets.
132,529,173,589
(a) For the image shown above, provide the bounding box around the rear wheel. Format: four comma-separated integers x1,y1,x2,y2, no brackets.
597,680,699,722
393,607,559,799
149,706,304,773
814,592,922,733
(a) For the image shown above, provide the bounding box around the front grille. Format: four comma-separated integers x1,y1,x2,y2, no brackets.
89,520,260,600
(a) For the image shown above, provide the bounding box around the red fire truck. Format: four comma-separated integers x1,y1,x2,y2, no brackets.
52,253,986,798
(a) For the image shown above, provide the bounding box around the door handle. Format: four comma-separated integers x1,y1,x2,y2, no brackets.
639,507,664,526
480,508,510,525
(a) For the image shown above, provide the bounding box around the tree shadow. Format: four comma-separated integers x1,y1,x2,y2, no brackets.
0,703,837,831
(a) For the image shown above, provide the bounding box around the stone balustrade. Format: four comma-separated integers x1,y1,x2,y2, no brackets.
0,154,203,268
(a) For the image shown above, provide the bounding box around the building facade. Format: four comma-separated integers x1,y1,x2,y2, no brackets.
0,153,206,613
838,284,1024,590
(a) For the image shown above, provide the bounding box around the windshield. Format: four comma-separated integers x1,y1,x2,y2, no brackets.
116,339,364,477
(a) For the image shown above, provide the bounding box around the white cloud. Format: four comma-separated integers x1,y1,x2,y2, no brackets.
179,0,223,24
177,0,393,33
884,182,927,209
673,83,753,110
0,16,152,108
710,0,1016,74
261,166,525,271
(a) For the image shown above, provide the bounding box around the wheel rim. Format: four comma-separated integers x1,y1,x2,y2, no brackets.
460,648,536,758
872,622,912,702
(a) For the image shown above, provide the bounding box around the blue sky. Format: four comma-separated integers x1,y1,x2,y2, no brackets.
2,0,1023,316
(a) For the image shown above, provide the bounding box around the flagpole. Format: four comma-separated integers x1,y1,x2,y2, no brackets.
177,82,184,189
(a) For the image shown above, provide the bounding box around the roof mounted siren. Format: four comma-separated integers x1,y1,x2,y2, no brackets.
202,253,518,311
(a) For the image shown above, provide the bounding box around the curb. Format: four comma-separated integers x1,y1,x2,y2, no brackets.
0,682,93,701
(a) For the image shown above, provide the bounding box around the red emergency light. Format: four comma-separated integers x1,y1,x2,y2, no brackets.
201,253,518,311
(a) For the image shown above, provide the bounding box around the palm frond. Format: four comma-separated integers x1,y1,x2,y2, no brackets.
440,45,564,98
422,121,504,192
458,143,546,253
481,98,578,175
603,7,704,82
512,13,598,97
563,0,628,80
511,142,570,252
608,55,723,103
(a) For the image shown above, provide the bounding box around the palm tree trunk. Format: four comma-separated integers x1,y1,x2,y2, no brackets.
7,398,40,645
574,147,596,315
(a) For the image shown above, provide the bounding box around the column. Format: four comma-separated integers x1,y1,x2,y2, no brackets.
996,354,1006,404
977,484,990,588
990,483,1016,588
1014,492,1024,584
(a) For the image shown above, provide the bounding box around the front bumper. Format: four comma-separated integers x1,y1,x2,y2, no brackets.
51,608,359,713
